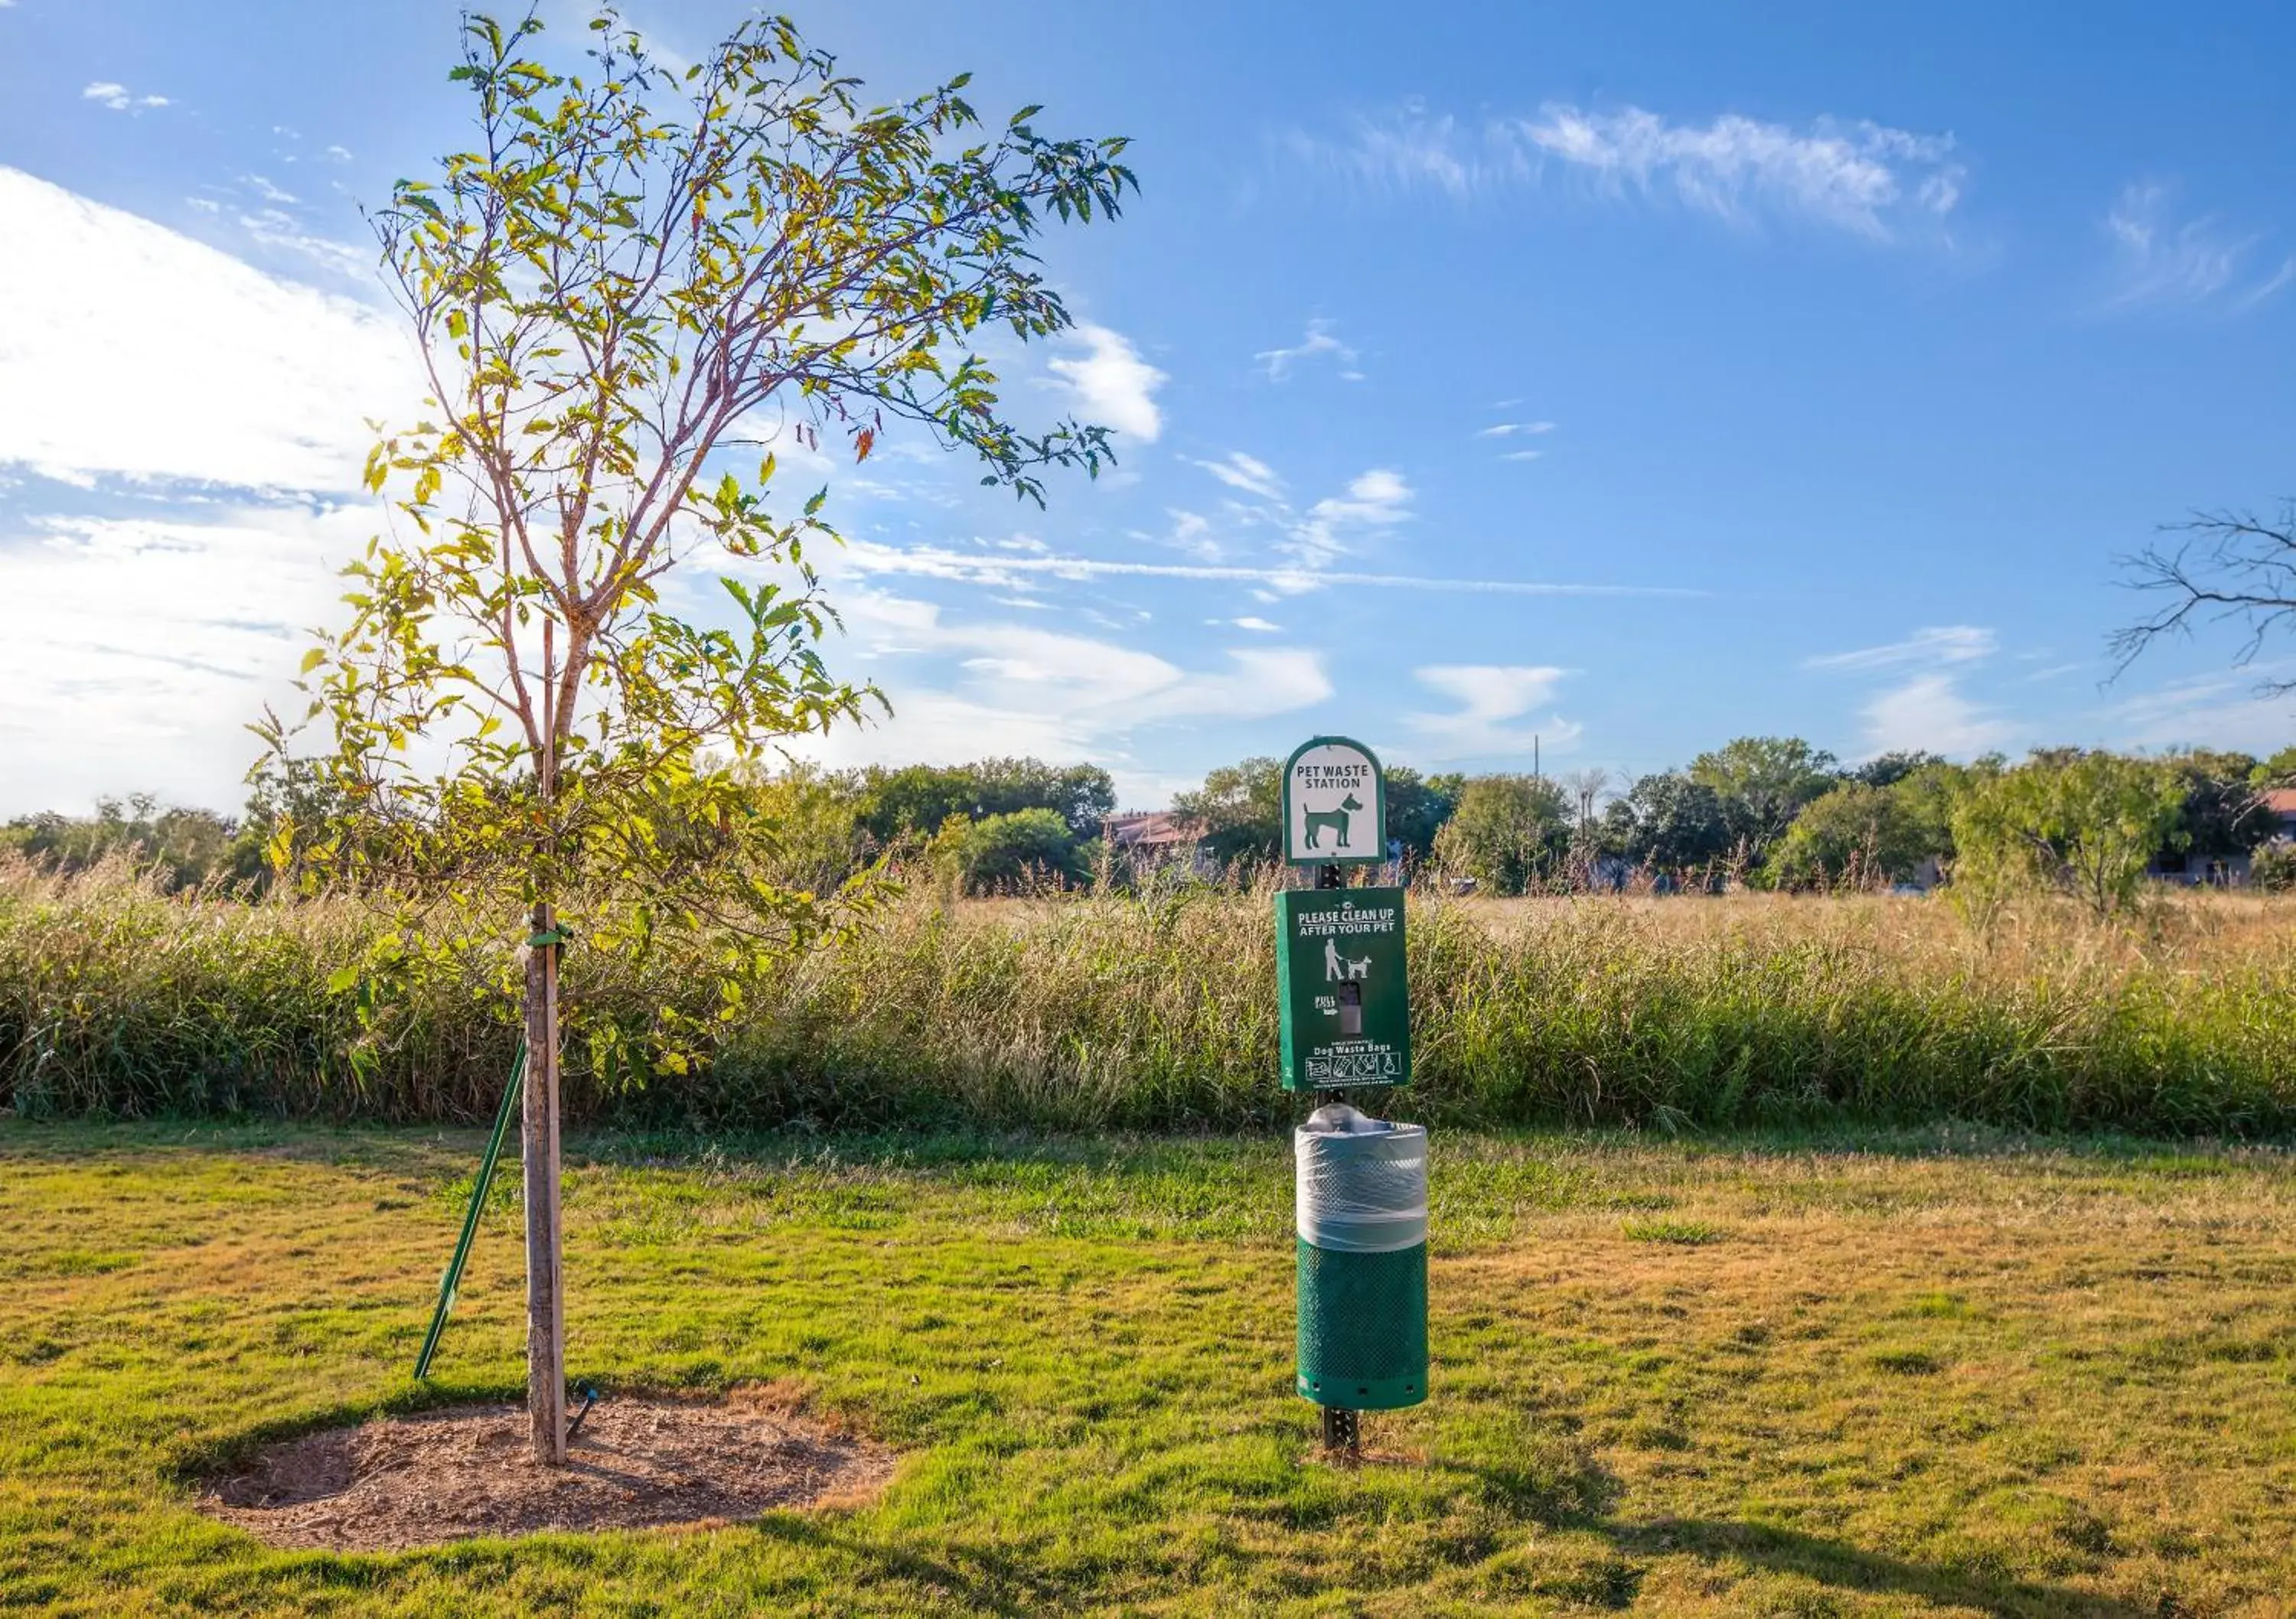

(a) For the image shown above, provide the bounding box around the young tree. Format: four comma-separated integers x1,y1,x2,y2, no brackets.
1688,736,1839,858
1382,765,1462,862
272,9,1134,1462
1431,774,1568,894
1768,780,1949,890
853,757,1114,845
1949,751,2187,919
1172,757,1284,866
938,806,1084,892
1610,771,1731,876
2162,748,2268,861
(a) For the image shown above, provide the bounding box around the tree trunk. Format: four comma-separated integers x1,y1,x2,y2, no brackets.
522,901,567,1465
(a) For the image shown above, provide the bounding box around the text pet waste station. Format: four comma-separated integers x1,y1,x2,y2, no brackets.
1274,736,1429,1455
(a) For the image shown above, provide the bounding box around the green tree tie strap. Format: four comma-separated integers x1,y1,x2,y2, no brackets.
413,1038,526,1382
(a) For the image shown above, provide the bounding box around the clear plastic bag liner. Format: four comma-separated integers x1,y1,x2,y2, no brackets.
1294,1111,1428,1254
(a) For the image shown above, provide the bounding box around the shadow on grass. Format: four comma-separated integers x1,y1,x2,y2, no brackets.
1615,1515,2152,1618
748,1515,1062,1618
1450,1453,2147,1616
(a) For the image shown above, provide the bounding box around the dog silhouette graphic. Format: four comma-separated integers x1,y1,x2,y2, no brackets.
1302,791,1363,851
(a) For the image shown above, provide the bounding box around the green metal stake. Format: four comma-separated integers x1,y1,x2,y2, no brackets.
413,1038,526,1382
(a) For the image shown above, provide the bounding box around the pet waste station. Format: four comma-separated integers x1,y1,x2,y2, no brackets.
1274,735,1429,1458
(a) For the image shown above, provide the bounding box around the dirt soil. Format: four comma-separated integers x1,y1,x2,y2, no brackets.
199,1385,895,1551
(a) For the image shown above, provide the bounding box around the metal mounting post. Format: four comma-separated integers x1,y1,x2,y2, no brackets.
1311,856,1352,1459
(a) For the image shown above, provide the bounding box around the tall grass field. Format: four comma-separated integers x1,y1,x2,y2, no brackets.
5,860,2294,1136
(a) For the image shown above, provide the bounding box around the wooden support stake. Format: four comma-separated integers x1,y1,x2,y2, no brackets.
523,901,566,1466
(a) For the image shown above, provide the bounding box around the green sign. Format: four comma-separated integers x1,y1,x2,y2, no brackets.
1275,887,1412,1090
1281,736,1386,867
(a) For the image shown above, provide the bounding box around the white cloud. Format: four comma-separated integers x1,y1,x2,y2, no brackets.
1254,318,1362,382
1189,451,1285,501
1500,449,1544,463
243,174,298,204
1477,421,1555,438
1309,467,1409,526
797,591,1332,770
1286,101,1965,243
1228,616,1282,632
0,166,411,490
2096,181,2294,314
0,507,371,814
1407,664,1580,760
1808,624,2012,760
1860,673,2014,757
1046,321,1164,443
83,81,169,112
1805,624,1996,671
321,145,354,164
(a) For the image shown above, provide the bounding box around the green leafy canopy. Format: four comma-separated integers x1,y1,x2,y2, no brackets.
257,6,1135,1073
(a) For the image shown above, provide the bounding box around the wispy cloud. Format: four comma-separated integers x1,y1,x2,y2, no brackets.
1254,318,1362,382
1477,421,1555,438
1804,625,1996,671
1047,322,1165,443
1188,451,1285,501
831,539,1694,601
1805,624,2011,757
2105,666,2296,753
2095,181,2294,314
1293,467,1411,565
82,80,169,112
1407,665,1580,759
1283,101,1965,243
1151,509,1221,562
0,506,374,813
235,208,368,279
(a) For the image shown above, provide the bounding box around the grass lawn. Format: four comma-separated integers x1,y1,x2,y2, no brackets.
3,1122,2294,1615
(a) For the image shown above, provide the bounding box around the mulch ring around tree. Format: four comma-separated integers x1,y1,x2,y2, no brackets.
198,1383,896,1552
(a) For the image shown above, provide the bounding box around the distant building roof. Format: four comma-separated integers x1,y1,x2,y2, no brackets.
1104,811,1206,850
2260,788,2296,819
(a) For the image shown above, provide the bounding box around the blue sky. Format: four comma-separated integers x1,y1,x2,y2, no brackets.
5,2,2294,815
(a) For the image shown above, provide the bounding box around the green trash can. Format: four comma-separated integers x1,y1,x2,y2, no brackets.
1295,1104,1428,1411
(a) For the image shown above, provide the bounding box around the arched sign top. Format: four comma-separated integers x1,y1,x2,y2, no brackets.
1281,735,1387,866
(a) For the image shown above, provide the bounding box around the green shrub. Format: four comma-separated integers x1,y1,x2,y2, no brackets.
2252,840,2296,893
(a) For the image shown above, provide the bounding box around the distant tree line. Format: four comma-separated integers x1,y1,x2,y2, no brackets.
11,739,2296,912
